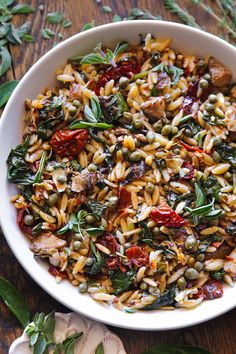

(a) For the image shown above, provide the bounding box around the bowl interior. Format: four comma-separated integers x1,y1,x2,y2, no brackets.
0,21,236,330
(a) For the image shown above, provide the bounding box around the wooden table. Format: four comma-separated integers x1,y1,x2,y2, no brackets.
1,1,235,353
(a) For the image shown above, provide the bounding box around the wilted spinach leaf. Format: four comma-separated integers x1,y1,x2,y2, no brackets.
111,270,136,295
100,92,128,124
85,241,104,275
122,160,148,185
86,199,107,218
215,142,236,166
142,286,176,310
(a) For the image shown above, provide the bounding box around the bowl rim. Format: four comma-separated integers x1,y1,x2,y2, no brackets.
1,20,236,331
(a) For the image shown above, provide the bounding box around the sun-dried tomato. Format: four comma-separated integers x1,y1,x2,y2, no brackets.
118,187,131,210
179,140,204,154
97,233,118,254
196,280,223,300
94,61,141,95
126,246,149,268
49,266,68,279
180,162,195,180
182,96,195,115
50,129,88,157
150,205,187,228
17,208,33,236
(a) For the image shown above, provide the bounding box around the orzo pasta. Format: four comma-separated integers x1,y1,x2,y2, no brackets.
7,34,236,312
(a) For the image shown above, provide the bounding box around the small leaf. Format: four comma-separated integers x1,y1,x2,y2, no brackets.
33,335,47,354
84,105,97,122
102,5,112,13
30,332,39,347
0,80,18,107
11,4,34,14
23,34,34,42
0,0,14,9
0,278,30,328
113,41,128,56
80,53,105,65
41,28,55,39
0,46,11,77
46,11,64,24
81,21,95,32
95,342,104,354
6,24,22,44
62,332,83,354
70,121,113,130
195,182,206,207
63,19,72,28
113,14,122,22
43,311,55,342
86,225,105,236
16,21,31,38
142,344,210,354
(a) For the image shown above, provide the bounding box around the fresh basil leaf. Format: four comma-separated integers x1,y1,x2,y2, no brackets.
95,342,105,354
41,28,55,39
81,21,95,31
0,278,30,328
33,335,47,354
0,45,11,76
0,80,18,107
34,152,47,184
11,4,34,14
46,11,64,24
142,344,210,354
86,225,105,236
70,120,113,130
195,182,206,207
142,286,176,311
111,270,136,295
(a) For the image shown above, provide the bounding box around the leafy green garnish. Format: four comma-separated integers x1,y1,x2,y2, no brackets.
0,277,30,328
34,152,47,184
41,28,55,39
211,269,225,280
111,270,136,295
81,21,95,32
195,182,206,207
70,120,113,130
85,241,104,275
63,19,72,28
86,199,107,218
142,344,210,354
186,198,223,224
0,79,18,107
46,11,64,24
11,4,34,14
215,142,236,166
0,45,11,76
152,62,184,84
102,5,112,13
95,342,105,354
84,95,102,122
198,234,222,253
142,286,176,311
79,41,128,66
100,92,128,124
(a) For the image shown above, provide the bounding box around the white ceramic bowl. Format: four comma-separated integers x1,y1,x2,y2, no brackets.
0,21,236,331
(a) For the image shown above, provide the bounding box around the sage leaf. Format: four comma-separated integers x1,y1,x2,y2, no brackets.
102,5,112,13
84,105,97,122
142,344,210,354
62,332,83,354
41,28,55,39
33,335,47,354
43,311,55,342
63,19,72,28
0,0,14,9
113,14,122,22
11,4,34,14
16,21,31,38
0,278,30,328
70,120,113,130
95,342,105,354
195,182,206,207
6,24,22,44
23,34,34,42
80,53,106,65
34,151,47,184
86,225,105,236
46,11,64,24
0,45,11,76
0,80,18,107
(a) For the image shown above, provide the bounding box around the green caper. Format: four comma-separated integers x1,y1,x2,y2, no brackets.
199,79,209,88
213,151,221,163
205,102,215,112
164,93,172,104
68,105,77,115
47,193,59,207
171,126,178,136
129,151,141,162
140,281,148,290
72,99,81,108
56,174,67,184
184,268,199,280
122,147,130,158
107,196,118,209
145,182,155,194
185,128,193,137
197,253,205,261
85,257,94,266
74,233,83,241
78,282,88,293
153,121,163,133
185,235,197,250
24,214,34,226
148,286,160,296
197,59,206,68
194,261,203,272
161,124,172,136
146,130,155,143
73,241,82,250
204,73,211,80
119,76,130,89
132,119,143,129
152,227,160,236
177,276,186,290
208,94,218,103
85,215,96,224
88,164,97,172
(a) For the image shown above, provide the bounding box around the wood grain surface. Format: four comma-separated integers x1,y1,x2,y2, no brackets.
0,1,235,353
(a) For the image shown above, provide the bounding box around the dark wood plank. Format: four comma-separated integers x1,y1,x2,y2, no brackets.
1,1,236,353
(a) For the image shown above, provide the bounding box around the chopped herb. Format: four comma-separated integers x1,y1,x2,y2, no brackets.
62,19,72,28
46,11,64,24
211,269,225,280
111,270,136,295
86,199,107,218
142,286,176,310
41,28,55,39
81,21,95,32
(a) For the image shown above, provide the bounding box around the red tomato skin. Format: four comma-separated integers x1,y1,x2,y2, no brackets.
150,205,187,228
50,129,88,157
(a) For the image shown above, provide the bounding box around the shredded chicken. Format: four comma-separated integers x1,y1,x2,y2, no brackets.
31,233,66,255
208,57,232,87
140,96,166,121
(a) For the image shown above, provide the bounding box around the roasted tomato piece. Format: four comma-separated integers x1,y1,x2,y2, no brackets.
50,129,88,157
180,162,195,180
49,266,68,279
150,205,187,228
97,233,118,254
179,140,204,153
17,208,33,236
196,280,223,300
126,246,149,268
118,187,131,210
